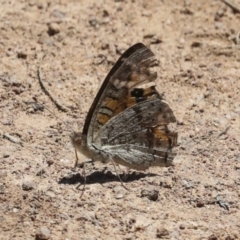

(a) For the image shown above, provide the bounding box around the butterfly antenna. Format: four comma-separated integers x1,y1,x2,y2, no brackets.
37,52,68,112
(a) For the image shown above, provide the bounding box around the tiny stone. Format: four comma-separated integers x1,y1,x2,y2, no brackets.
160,178,173,189
141,189,159,201
184,54,193,61
46,159,54,166
36,226,50,240
101,43,109,50
17,50,27,59
179,224,185,229
6,50,14,56
115,193,124,199
51,9,65,19
150,35,162,44
1,119,11,125
9,76,21,87
13,208,19,213
22,193,28,199
22,180,35,191
93,55,106,65
23,221,30,226
28,0,36,6
48,23,60,36
89,18,98,27
37,3,46,9
143,33,155,39
113,185,126,199
235,164,240,170
196,200,204,208
156,228,169,238
60,214,68,220
31,102,44,112
38,34,54,45
36,169,46,176
191,41,202,48
12,87,24,95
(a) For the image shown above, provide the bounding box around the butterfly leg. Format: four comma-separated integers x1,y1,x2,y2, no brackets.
116,164,129,182
110,156,129,191
74,149,87,198
74,148,79,168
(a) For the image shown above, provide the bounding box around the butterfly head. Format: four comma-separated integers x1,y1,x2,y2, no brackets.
70,131,84,151
70,131,99,161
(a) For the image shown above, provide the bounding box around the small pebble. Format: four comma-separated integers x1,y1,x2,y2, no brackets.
17,50,27,59
196,200,204,208
115,193,124,199
235,164,240,170
191,41,202,48
51,9,65,19
13,208,19,213
22,180,35,191
141,189,159,201
9,76,21,87
179,224,185,230
36,226,50,240
48,23,60,36
1,119,11,125
159,178,173,189
12,86,24,95
156,228,169,238
112,185,126,199
89,18,98,27
143,33,155,39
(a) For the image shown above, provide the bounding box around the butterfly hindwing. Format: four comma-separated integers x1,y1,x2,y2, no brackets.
97,97,177,169
97,98,175,144
102,145,177,170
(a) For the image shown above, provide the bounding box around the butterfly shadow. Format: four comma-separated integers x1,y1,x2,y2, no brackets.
58,169,158,186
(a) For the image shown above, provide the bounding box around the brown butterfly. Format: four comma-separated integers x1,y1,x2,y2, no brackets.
70,43,177,171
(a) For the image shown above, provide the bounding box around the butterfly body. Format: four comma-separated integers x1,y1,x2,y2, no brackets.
70,43,177,170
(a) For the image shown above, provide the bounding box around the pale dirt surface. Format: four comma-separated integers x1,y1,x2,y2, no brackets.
0,0,240,239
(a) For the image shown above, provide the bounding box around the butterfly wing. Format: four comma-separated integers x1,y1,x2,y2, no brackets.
99,97,177,169
82,43,158,145
102,145,177,170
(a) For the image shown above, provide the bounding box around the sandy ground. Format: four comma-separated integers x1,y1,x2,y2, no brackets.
0,0,240,239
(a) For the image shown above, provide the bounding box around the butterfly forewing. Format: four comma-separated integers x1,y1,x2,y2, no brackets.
83,43,158,145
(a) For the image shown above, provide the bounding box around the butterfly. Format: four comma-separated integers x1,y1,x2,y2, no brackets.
70,43,177,171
